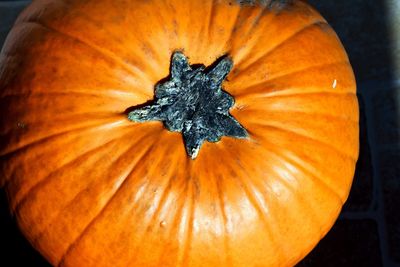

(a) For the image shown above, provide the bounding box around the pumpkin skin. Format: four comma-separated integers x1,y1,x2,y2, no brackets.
0,0,359,266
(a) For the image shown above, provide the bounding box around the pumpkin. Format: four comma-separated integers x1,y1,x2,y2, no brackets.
0,0,359,266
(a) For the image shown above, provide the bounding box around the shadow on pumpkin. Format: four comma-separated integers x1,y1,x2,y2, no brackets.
0,190,51,266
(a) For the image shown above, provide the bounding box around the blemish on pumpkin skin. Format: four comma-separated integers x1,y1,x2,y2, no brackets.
16,122,27,129
332,79,337,89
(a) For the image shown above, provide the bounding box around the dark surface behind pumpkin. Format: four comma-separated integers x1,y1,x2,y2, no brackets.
0,0,399,266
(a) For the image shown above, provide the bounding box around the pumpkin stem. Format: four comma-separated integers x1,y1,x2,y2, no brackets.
127,51,248,159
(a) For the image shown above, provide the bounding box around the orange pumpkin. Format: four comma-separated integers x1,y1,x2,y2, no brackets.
0,0,359,266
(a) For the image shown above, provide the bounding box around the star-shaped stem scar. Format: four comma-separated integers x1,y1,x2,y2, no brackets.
128,51,248,159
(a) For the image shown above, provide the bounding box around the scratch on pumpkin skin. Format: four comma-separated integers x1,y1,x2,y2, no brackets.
232,21,328,78
29,128,157,244
332,79,338,89
57,136,160,267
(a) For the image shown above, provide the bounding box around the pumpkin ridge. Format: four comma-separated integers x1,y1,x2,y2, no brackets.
232,20,327,76
241,93,358,120
127,139,181,257
232,61,351,95
241,109,358,125
262,151,321,229
176,179,196,267
260,61,351,86
30,129,161,244
259,139,345,203
0,90,149,100
57,134,161,267
11,127,143,214
0,119,131,190
223,3,244,48
236,90,356,103
253,123,357,160
0,118,128,159
206,0,216,42
16,20,151,84
226,4,271,65
214,174,234,266
203,146,234,266
151,161,190,267
230,152,287,260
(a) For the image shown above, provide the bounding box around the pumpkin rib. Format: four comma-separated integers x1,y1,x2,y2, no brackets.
235,110,358,129
175,178,195,267
234,158,291,263
29,128,160,245
151,174,186,266
201,146,243,267
236,91,356,104
215,174,234,267
240,110,358,125
226,4,270,65
11,127,143,216
260,139,345,204
209,0,243,57
241,93,358,119
223,3,243,49
0,89,150,100
252,134,345,203
231,61,351,96
206,0,216,42
15,20,151,85
57,135,161,267
0,111,123,131
229,157,286,259
127,142,189,267
0,117,128,159
208,146,238,267
0,119,132,192
262,167,322,266
125,139,183,267
250,123,357,161
231,20,327,76
263,151,323,231
154,169,191,267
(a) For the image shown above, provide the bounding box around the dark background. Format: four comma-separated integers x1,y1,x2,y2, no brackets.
1,0,399,266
